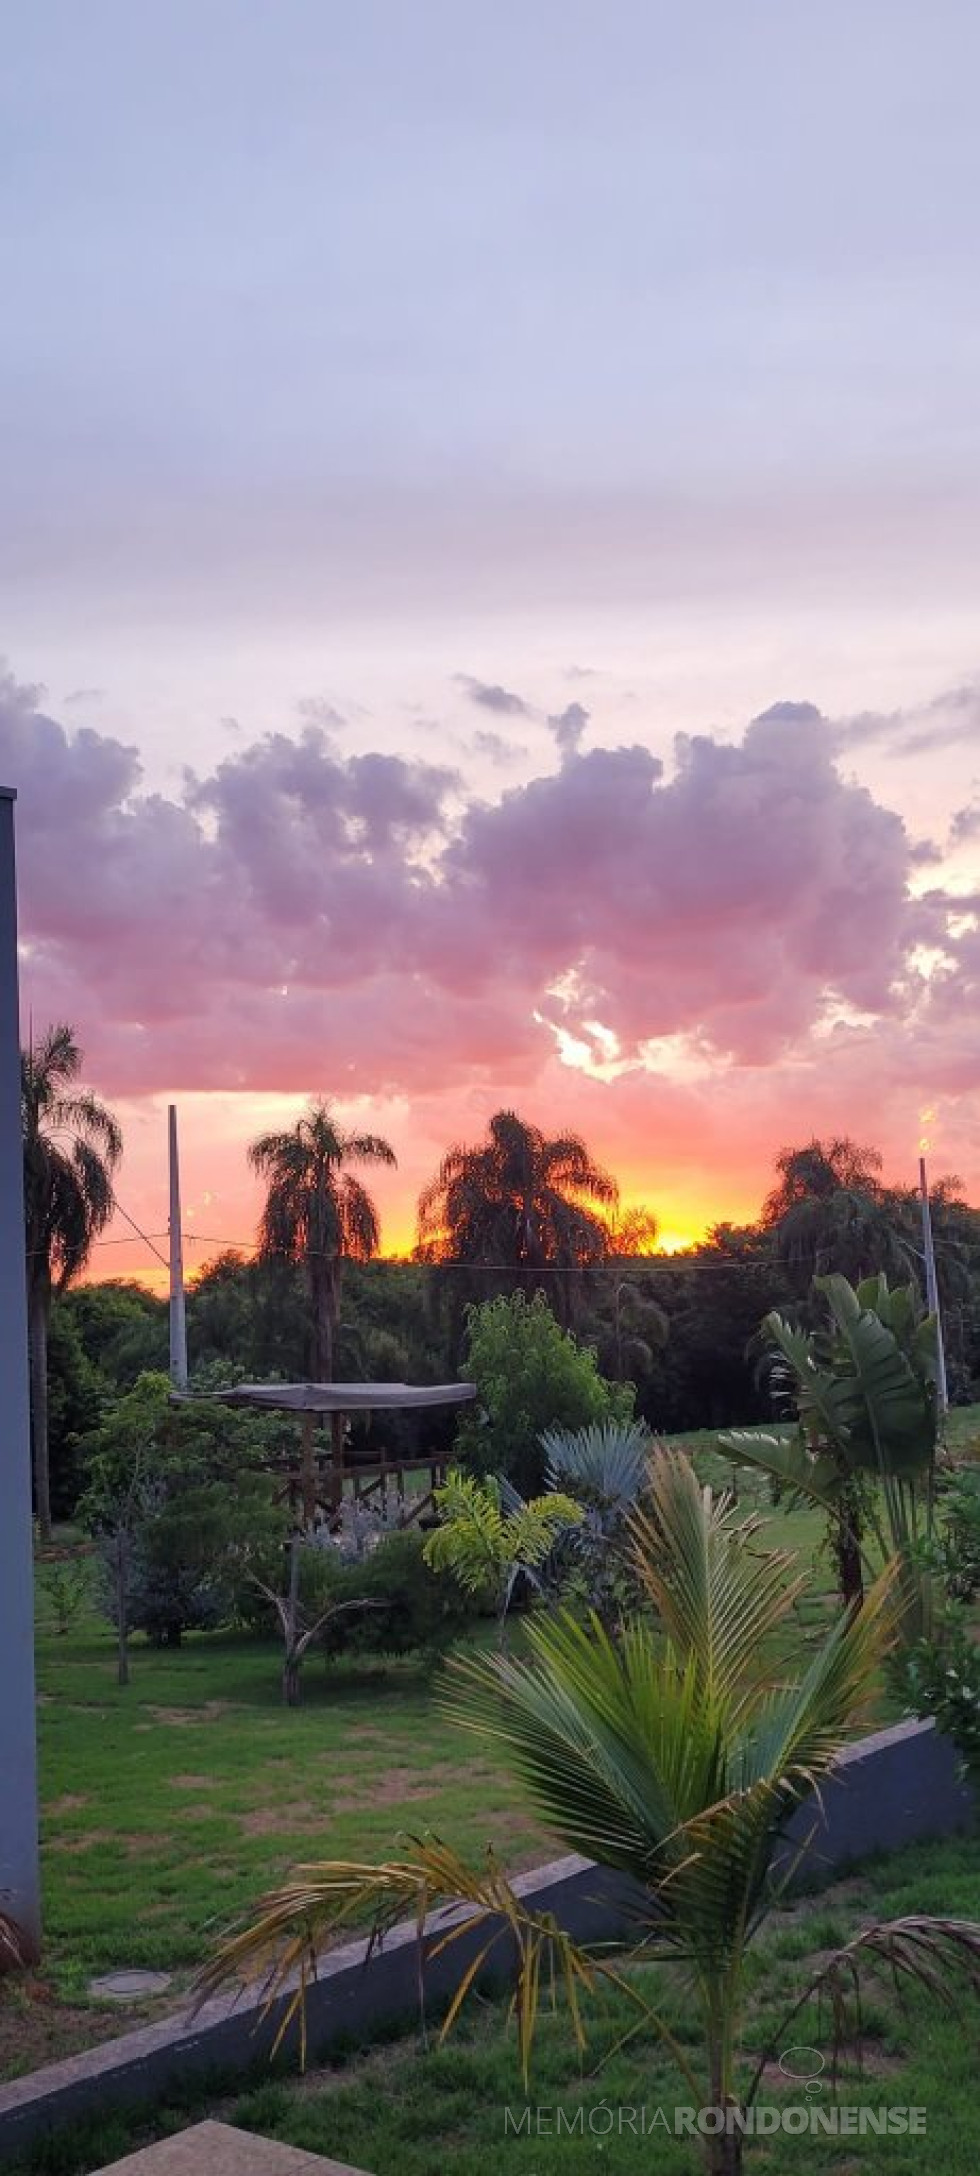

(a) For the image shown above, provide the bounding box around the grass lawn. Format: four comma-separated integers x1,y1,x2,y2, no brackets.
4,1408,978,2089
1,1617,555,2079
10,1831,980,2174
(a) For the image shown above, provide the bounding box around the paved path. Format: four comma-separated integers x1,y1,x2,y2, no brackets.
95,2117,371,2175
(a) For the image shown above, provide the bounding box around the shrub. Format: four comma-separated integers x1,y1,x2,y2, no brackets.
456,1291,634,1494
937,1467,980,1602
232,1534,346,1638
326,1528,478,1658
37,1548,91,1636
95,1474,282,1646
234,1525,475,1661
892,1614,980,1783
540,1418,654,1628
81,1372,287,1648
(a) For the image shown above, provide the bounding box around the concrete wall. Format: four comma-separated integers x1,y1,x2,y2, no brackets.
0,1717,973,2161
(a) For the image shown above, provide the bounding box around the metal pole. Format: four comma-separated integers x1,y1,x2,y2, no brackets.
919,1155,949,1415
168,1104,188,1391
0,788,41,1959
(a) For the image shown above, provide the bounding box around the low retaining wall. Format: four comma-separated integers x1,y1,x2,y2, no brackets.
0,1716,973,2160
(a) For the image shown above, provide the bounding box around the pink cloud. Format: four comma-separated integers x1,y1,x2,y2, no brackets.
2,661,978,1247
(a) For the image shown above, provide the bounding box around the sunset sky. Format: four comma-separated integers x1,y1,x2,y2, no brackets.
3,2,979,1284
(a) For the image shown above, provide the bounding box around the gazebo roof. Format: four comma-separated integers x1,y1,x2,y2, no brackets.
172,1380,478,1414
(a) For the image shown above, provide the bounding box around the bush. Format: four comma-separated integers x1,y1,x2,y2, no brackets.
81,1372,288,1647
324,1528,478,1659
937,1468,980,1603
96,1473,283,1646
232,1534,347,1638
892,1615,980,1783
456,1291,635,1494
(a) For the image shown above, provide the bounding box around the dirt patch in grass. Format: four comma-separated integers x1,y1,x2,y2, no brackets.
753,2040,905,2094
48,1792,91,1816
238,1801,321,1837
46,1830,117,1856
170,1774,219,1790
0,1979,162,2084
330,1761,468,1812
147,1701,234,1725
125,1832,178,1857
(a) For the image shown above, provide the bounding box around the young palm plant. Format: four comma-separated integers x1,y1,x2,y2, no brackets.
197,1457,980,2174
422,1467,581,1642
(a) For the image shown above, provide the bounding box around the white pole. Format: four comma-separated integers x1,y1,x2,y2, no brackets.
0,788,41,1959
919,1155,949,1415
168,1104,188,1391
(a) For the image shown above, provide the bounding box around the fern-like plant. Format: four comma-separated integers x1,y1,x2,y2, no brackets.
422,1468,581,1639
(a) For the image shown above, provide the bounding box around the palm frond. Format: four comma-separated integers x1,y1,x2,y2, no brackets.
193,1839,652,2087
630,1452,806,1704
750,1914,980,2105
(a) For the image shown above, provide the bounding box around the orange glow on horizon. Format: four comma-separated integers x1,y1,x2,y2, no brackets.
83,1195,721,1294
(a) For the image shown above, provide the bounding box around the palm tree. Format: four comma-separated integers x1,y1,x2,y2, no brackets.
248,1101,396,1381
198,1457,980,2173
762,1136,910,1292
416,1109,617,1320
23,1025,122,1538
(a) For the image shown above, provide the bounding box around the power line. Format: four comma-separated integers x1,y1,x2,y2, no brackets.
172,1238,783,1275
109,1198,171,1271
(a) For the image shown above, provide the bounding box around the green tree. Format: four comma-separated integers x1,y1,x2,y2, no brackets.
45,1300,104,1519
416,1108,617,1322
23,1024,122,1537
79,1372,286,1649
63,1279,168,1390
248,1102,396,1380
200,1458,980,2174
186,1251,308,1380
456,1289,634,1494
762,1136,910,1293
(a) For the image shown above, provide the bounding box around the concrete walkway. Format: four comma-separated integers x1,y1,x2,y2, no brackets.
95,2118,372,2175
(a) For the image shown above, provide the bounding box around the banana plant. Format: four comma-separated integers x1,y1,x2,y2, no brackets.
720,1273,939,1635
196,1456,980,2174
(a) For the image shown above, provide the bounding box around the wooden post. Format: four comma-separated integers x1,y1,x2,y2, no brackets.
300,1412,317,1528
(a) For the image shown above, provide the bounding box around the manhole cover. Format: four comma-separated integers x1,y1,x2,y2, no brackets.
88,1969,173,2000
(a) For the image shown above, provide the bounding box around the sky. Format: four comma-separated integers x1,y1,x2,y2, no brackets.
2,1,979,1280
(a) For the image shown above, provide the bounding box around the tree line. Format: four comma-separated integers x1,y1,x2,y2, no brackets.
23,1024,980,1535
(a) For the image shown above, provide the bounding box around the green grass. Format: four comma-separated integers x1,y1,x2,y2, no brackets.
227,1831,980,2176
6,1406,978,2092
10,1832,980,2175
29,1614,553,1998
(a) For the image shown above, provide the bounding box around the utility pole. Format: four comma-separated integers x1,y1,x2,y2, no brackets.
168,1104,188,1391
0,788,41,1960
919,1155,949,1416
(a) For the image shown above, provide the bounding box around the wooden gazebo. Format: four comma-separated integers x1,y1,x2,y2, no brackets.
174,1380,478,1528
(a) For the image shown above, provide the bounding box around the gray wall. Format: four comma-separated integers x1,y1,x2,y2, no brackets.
0,1716,973,2161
